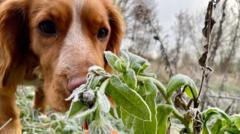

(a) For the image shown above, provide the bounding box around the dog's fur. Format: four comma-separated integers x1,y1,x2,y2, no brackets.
0,0,124,133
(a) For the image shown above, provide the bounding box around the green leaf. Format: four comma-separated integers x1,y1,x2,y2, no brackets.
121,108,135,129
88,115,113,134
107,75,151,121
68,101,88,117
202,108,232,134
141,73,157,78
97,94,111,113
66,84,86,101
202,108,231,124
104,51,125,72
90,75,106,89
114,59,126,72
121,51,150,74
184,86,196,99
120,50,131,69
202,124,211,134
224,128,240,133
97,79,111,113
122,69,137,89
231,114,240,128
68,99,98,118
211,119,222,134
157,104,173,134
133,80,158,134
167,74,198,99
88,65,107,76
104,51,118,67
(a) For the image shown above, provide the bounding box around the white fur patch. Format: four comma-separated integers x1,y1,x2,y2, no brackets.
64,0,85,46
56,0,88,74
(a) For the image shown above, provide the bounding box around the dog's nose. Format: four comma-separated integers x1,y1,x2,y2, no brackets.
68,77,87,92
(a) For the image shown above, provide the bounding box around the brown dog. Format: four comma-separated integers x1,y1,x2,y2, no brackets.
0,0,124,133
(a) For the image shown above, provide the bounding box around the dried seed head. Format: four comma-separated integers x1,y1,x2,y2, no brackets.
81,90,96,107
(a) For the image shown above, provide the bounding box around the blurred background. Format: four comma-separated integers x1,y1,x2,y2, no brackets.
116,0,240,114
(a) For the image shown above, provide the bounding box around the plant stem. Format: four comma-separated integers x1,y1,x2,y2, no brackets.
153,78,193,133
137,76,167,100
137,75,193,133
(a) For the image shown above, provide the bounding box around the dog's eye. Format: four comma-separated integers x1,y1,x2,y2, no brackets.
97,27,108,39
38,20,56,35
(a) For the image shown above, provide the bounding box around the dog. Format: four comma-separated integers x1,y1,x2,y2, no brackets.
0,0,124,133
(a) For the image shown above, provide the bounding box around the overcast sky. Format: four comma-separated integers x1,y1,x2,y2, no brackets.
157,0,209,30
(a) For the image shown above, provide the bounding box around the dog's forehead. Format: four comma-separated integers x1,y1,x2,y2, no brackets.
30,0,109,23
30,0,108,15
63,0,84,46
73,0,84,12
75,0,109,18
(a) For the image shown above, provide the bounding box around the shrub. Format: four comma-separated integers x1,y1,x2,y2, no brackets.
67,51,240,134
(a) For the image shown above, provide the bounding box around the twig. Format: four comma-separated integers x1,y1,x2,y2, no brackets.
208,0,228,66
197,0,220,102
225,100,235,114
197,70,206,102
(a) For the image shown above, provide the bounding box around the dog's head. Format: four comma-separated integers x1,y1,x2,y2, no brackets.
0,0,124,111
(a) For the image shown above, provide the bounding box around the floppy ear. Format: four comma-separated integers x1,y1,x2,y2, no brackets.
105,3,124,71
0,0,30,88
107,4,124,54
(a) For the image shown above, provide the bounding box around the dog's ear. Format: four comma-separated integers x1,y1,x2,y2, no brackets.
107,4,124,54
105,3,124,71
0,0,30,88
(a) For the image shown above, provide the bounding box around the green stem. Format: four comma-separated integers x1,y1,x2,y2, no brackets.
137,75,193,133
137,76,167,100
95,80,109,121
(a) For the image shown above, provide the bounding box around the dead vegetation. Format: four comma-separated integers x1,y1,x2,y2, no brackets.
117,0,240,113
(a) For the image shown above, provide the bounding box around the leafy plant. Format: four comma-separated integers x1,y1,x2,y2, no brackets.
17,88,84,134
67,51,240,134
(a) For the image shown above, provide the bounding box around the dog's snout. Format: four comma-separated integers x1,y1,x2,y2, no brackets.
68,77,87,92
